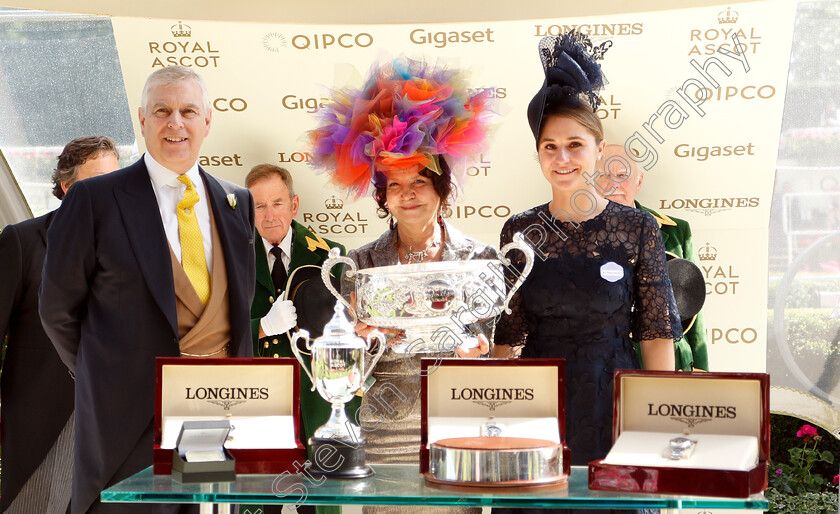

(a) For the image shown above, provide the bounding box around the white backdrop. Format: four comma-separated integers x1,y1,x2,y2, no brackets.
110,0,795,375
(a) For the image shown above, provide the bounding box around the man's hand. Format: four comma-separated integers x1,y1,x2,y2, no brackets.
260,299,297,336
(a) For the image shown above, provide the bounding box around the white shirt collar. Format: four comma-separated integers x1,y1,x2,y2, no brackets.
144,152,201,189
261,225,293,258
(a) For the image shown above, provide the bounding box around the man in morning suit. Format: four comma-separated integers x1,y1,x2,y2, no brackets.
39,66,256,513
596,144,708,371
1,136,119,514
245,164,354,514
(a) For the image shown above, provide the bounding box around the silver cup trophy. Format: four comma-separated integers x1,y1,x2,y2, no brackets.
321,232,534,353
291,303,385,478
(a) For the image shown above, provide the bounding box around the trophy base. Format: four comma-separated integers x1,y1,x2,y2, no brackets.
308,437,374,479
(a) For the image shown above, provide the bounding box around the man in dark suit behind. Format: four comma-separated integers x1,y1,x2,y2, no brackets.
39,66,256,513
1,136,119,513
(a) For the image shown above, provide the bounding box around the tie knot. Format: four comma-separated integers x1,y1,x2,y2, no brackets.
177,174,195,189
270,246,284,260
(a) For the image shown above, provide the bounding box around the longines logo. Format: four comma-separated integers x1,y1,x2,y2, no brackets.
647,402,736,428
534,23,644,37
673,142,755,161
657,197,759,216
451,387,534,411
149,21,221,68
302,202,371,235
465,87,506,99
698,243,740,295
409,28,495,48
278,151,311,163
442,204,511,220
185,386,269,410
687,6,761,56
597,94,622,120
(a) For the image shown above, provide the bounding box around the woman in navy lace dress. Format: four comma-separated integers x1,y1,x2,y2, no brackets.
492,33,681,514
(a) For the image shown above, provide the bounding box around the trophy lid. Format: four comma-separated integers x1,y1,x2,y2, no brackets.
316,302,365,348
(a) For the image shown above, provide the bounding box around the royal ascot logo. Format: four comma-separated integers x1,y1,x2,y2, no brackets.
409,27,496,49
171,21,191,38
262,32,288,53
325,196,344,210
718,6,739,24
698,242,717,261
597,94,622,120
466,154,492,177
534,22,643,37
657,197,759,216
149,21,221,68
698,243,740,296
450,387,535,411
302,201,371,236
673,142,756,161
646,402,736,428
442,204,511,220
213,98,248,112
281,95,328,114
184,386,269,410
687,6,761,57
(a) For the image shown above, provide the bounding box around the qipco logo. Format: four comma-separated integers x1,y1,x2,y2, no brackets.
291,33,374,50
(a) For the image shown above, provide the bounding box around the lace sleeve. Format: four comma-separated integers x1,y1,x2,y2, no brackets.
493,216,529,347
632,212,683,342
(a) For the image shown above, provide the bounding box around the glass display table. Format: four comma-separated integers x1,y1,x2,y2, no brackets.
102,464,768,511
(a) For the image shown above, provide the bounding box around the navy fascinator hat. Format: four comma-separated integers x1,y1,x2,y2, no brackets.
527,32,612,140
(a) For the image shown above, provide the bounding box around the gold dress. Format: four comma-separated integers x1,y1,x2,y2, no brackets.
344,223,494,514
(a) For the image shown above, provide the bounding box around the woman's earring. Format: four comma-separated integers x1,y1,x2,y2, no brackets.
389,215,396,230
437,208,444,227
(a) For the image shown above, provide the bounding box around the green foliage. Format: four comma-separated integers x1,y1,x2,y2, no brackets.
768,278,840,309
767,308,840,357
766,488,839,514
768,416,839,513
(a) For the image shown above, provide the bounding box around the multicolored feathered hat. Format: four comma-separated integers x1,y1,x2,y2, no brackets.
527,32,611,140
308,58,493,200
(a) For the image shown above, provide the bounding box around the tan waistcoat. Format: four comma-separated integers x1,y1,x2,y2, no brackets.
169,205,232,357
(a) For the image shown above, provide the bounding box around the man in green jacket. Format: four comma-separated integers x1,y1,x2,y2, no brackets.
595,145,709,371
246,164,358,514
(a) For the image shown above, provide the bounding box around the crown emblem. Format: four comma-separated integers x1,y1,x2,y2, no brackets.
698,242,717,261
171,21,192,38
717,7,738,24
325,195,344,210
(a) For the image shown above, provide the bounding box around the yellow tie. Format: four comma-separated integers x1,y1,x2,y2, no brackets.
176,175,210,304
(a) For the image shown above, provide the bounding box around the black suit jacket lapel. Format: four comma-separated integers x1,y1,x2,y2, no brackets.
114,160,178,337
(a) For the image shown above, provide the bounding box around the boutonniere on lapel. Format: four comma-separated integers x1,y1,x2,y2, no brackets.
226,193,237,210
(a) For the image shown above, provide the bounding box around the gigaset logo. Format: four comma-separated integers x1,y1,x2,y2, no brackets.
409,28,496,48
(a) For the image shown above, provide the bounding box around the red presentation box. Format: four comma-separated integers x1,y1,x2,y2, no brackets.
419,358,569,477
154,357,306,475
589,370,770,498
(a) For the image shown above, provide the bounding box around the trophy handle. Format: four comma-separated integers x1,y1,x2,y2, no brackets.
322,247,358,324
499,232,535,314
362,330,386,385
290,329,317,392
